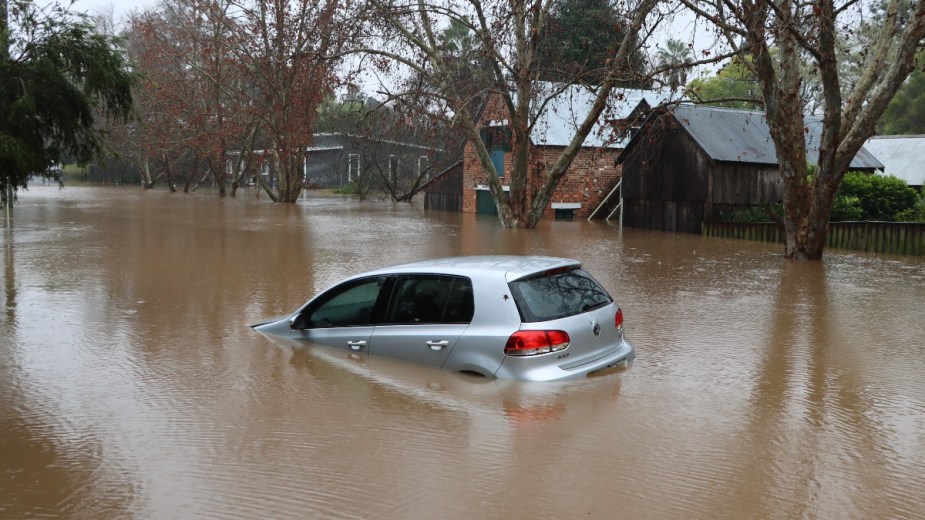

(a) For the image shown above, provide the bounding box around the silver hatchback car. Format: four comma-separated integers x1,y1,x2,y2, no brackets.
253,256,634,381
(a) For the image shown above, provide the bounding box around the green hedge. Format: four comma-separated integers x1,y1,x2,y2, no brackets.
832,172,919,221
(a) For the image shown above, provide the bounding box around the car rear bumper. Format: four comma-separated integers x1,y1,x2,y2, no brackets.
493,339,635,382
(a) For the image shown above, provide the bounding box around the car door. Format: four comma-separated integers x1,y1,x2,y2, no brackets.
369,275,473,367
291,275,389,352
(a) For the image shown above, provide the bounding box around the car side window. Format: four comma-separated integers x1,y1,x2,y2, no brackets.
384,275,474,325
302,276,386,328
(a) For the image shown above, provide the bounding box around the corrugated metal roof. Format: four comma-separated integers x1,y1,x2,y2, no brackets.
671,104,883,169
864,135,925,185
527,84,674,148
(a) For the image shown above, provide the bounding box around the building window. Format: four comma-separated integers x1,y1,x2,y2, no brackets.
481,125,510,179
480,126,512,151
418,156,429,179
348,153,360,181
490,149,505,179
388,155,398,185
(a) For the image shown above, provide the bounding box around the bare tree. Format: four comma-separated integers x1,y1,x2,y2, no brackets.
682,0,925,259
114,0,247,194
359,0,680,228
232,0,355,203
113,0,356,201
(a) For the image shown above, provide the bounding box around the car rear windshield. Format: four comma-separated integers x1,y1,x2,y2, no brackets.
508,268,613,322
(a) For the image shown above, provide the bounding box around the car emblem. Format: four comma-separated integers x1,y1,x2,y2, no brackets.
592,321,601,337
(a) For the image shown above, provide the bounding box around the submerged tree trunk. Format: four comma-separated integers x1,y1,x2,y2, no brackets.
781,184,827,260
272,149,303,203
140,158,155,189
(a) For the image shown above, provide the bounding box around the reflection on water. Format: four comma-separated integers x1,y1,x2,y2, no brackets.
2,186,924,519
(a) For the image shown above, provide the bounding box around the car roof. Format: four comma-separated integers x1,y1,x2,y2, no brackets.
366,255,582,281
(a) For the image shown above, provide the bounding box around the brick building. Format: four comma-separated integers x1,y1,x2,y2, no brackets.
461,83,669,220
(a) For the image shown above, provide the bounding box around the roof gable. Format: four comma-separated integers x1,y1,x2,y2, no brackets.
501,83,675,149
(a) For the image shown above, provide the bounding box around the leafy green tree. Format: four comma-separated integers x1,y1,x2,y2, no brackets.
687,56,762,109
537,0,649,86
1,0,134,209
880,67,925,134
315,94,366,133
657,38,693,90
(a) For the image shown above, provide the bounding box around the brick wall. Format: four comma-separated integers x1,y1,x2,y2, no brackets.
528,147,622,219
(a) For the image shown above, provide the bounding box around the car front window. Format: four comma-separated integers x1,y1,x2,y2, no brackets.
509,268,612,322
305,276,386,328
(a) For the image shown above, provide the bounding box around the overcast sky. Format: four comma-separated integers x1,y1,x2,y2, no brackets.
56,0,721,85
66,0,157,20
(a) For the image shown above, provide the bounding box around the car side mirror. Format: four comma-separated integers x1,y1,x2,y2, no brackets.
289,314,308,330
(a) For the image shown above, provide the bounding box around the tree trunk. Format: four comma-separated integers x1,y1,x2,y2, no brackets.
783,206,827,260
277,163,302,203
257,176,278,202
140,158,154,189
215,165,227,197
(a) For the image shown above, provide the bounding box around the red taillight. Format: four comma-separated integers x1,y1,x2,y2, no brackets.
504,330,570,357
615,308,624,330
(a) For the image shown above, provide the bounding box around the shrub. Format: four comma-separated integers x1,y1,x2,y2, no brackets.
731,203,782,223
332,182,359,195
830,195,864,221
834,171,918,221
894,187,925,222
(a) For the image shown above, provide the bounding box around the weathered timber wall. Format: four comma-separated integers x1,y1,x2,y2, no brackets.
424,193,462,212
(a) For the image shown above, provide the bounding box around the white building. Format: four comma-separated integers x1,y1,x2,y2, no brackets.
864,135,925,188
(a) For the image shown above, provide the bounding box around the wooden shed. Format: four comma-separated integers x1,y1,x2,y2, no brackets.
617,105,883,233
422,160,463,212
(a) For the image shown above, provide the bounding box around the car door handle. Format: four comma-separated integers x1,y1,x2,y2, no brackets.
347,340,367,351
426,340,450,351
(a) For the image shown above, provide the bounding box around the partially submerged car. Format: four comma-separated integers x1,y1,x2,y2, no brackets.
252,256,634,381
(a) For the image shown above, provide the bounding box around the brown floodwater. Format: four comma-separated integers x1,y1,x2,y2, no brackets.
2,186,924,519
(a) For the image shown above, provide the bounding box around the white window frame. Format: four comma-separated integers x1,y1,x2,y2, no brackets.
418,156,429,179
348,153,360,181
388,155,398,185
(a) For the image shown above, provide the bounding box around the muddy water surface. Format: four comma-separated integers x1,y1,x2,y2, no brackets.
2,186,924,519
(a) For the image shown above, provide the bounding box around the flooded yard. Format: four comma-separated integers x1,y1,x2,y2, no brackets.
2,186,924,518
